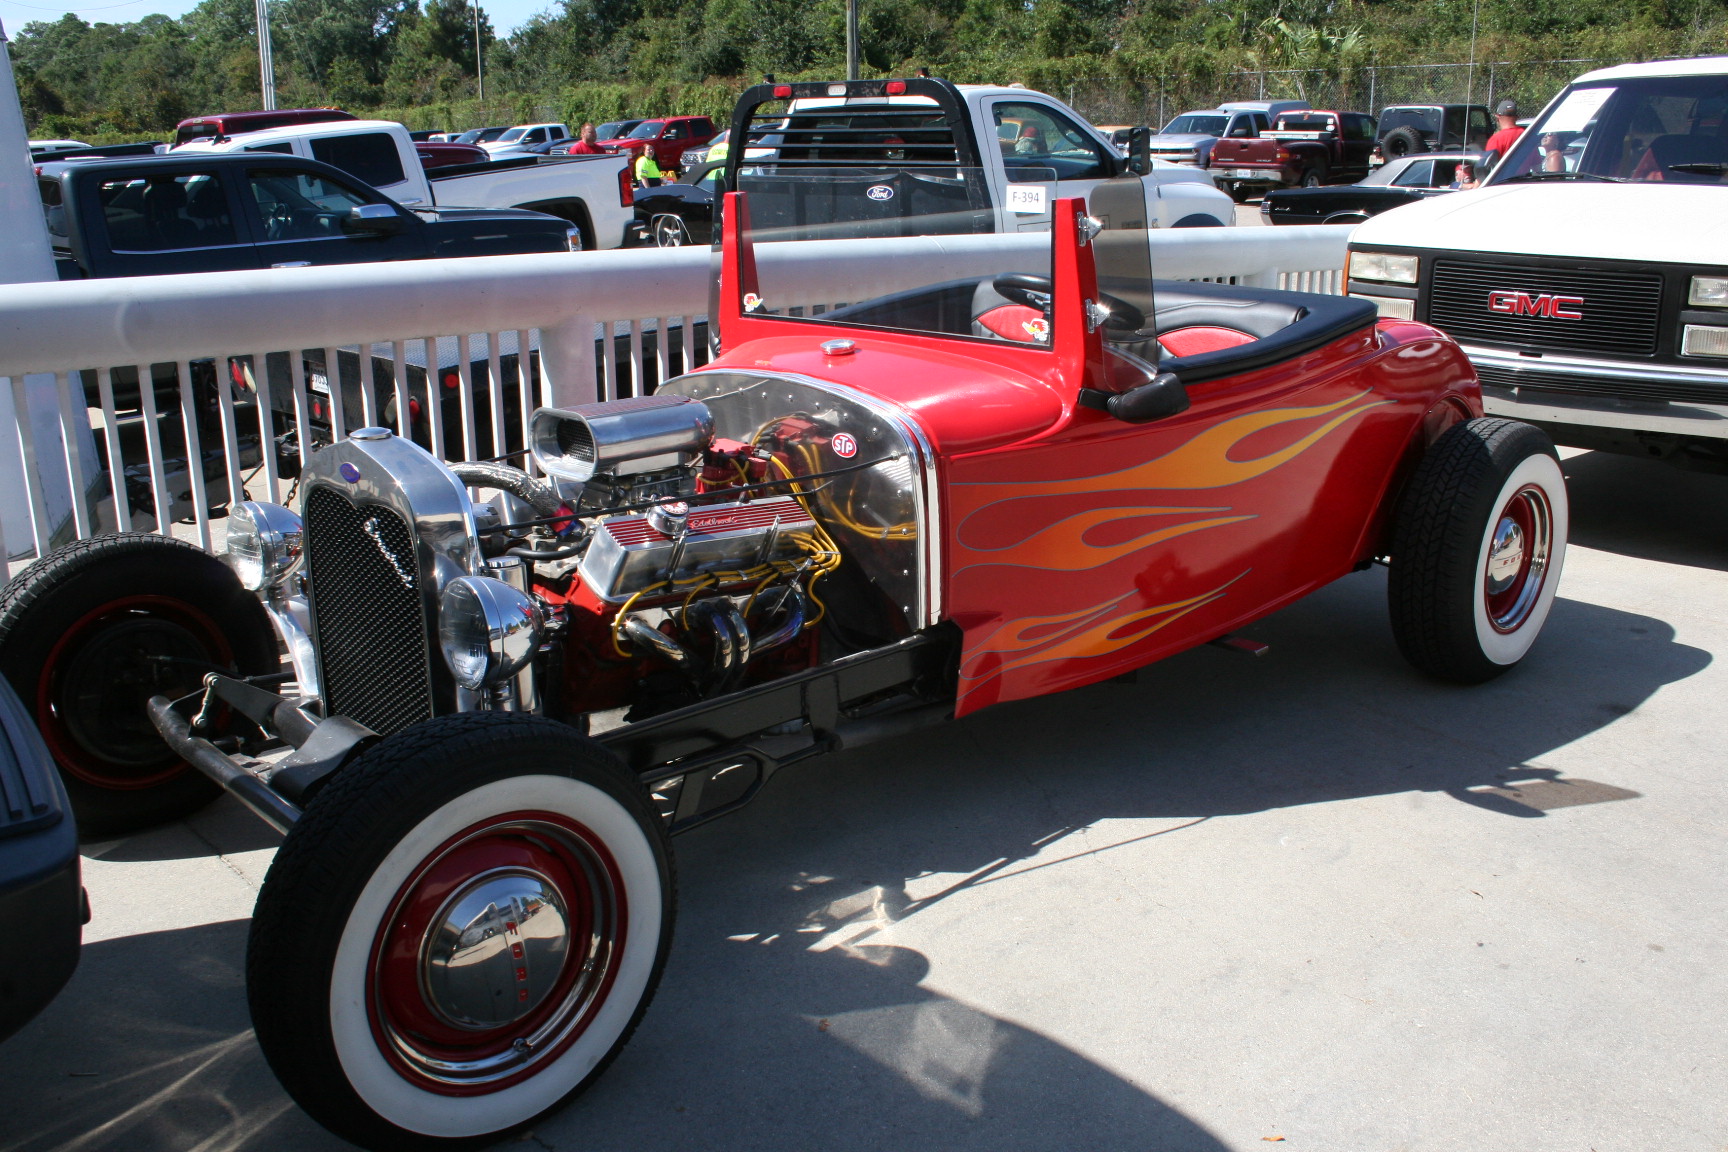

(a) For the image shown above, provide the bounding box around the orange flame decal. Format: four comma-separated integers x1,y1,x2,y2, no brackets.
961,505,1255,572
960,573,1246,688
967,390,1393,494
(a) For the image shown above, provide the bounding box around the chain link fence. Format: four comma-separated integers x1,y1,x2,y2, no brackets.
1065,58,1639,129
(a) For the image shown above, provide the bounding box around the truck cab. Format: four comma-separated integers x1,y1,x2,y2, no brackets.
1346,56,1728,472
728,78,1235,234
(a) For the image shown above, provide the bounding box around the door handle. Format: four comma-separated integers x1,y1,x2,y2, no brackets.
271,261,312,268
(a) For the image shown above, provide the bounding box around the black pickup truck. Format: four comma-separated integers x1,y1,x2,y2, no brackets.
38,152,580,279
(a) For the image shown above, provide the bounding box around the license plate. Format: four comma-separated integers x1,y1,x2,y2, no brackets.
1227,168,1258,179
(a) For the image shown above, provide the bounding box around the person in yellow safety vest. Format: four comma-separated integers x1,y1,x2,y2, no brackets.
634,149,662,188
706,133,730,163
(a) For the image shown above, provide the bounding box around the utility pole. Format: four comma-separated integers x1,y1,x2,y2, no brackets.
254,0,276,110
474,2,484,102
845,0,859,81
0,18,56,284
1466,0,1480,104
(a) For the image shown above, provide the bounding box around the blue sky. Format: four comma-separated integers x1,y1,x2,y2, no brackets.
0,0,549,38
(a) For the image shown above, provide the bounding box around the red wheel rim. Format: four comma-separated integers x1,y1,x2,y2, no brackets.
1483,484,1554,634
367,810,627,1095
37,594,234,789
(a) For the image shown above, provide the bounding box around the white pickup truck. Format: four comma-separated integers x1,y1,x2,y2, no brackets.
179,119,638,250
727,78,1237,232
1346,56,1728,473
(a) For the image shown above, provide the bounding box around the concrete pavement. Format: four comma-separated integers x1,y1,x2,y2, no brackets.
2,447,1725,1152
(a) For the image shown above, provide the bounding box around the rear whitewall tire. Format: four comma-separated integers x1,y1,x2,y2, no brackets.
1388,418,1569,683
1469,453,1566,667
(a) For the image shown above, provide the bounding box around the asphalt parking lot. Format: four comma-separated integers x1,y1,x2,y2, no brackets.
2,445,1725,1152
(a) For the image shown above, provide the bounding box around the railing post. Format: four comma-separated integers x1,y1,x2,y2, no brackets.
540,317,600,408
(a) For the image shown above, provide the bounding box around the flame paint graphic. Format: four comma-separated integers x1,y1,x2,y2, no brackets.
960,574,1246,689
961,505,1255,572
965,390,1393,495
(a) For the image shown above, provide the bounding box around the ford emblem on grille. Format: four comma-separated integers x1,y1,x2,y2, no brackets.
1487,289,1584,320
339,462,362,482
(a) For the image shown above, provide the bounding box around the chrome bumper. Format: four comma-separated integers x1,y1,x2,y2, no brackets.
1466,344,1728,440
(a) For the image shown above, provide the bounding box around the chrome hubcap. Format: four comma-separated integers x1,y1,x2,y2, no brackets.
1486,518,1526,595
1483,484,1554,633
422,869,571,1030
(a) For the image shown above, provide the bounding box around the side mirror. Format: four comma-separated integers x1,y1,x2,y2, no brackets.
1126,126,1151,176
1079,373,1190,423
344,203,404,236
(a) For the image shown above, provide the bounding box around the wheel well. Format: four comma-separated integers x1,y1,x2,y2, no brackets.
1172,213,1226,228
516,199,594,249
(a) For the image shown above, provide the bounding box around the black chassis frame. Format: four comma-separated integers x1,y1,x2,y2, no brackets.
149,627,959,837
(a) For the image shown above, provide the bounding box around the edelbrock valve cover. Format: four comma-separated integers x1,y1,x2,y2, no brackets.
579,496,816,601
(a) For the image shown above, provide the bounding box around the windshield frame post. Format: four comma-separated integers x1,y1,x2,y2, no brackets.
1050,195,1109,397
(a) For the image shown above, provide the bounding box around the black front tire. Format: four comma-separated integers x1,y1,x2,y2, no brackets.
0,533,278,836
249,713,674,1151
1388,418,1569,683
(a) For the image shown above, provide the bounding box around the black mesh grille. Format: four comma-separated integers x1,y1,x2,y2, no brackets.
1427,260,1665,357
556,418,594,464
304,486,433,736
1476,363,1728,407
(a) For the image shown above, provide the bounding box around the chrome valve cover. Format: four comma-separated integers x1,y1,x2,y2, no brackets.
579,496,815,602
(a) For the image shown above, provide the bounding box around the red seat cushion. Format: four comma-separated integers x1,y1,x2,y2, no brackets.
1157,326,1257,358
975,305,1050,343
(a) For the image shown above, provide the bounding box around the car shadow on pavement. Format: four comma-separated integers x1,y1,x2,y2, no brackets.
0,922,1233,1152
1562,450,1728,571
0,919,347,1152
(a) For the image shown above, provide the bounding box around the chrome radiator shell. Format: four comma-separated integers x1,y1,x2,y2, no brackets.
579,496,815,602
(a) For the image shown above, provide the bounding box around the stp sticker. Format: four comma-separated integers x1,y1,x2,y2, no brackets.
831,432,859,458
1006,184,1048,215
743,292,764,313
866,185,895,201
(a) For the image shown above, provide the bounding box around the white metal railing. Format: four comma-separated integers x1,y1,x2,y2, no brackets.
0,225,1351,573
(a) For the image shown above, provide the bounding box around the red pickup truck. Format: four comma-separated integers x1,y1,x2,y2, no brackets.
1206,110,1378,200
598,115,718,173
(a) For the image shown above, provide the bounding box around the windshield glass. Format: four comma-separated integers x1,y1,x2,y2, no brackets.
1488,73,1728,185
737,166,1059,346
1162,114,1227,135
1379,108,1440,137
628,121,666,140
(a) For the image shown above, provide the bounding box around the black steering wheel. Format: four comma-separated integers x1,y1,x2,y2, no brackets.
991,273,1146,335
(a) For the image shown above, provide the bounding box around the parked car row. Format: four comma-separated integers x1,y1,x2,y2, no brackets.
1125,97,1495,199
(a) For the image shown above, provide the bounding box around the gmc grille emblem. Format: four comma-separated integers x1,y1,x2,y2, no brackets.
1487,289,1584,320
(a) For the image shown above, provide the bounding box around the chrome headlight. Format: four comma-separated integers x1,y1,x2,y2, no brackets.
1688,276,1728,308
226,501,302,591
439,575,543,690
1349,251,1420,285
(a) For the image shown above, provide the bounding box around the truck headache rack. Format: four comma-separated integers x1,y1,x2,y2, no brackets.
727,78,983,174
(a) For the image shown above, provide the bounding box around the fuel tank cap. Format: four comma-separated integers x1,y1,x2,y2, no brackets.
820,338,857,356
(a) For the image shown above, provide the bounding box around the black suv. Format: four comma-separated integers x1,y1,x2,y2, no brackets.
1373,104,1492,164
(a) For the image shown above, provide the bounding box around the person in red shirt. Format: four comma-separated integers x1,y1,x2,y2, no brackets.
564,124,603,155
1483,100,1524,168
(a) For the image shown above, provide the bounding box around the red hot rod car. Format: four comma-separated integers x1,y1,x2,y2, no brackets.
0,175,1567,1149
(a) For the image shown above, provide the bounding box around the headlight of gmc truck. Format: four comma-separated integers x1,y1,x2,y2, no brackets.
1688,276,1728,307
226,501,303,591
1348,251,1420,285
439,575,543,690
